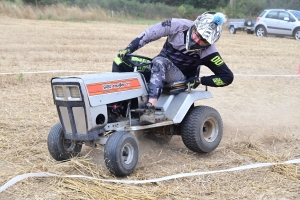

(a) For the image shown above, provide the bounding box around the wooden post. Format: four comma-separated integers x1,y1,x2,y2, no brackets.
230,0,236,13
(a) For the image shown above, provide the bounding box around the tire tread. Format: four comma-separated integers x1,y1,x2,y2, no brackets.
181,106,223,153
104,131,138,177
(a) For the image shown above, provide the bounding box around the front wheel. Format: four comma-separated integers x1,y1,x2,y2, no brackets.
256,26,267,37
47,123,82,161
181,106,223,153
104,131,139,177
294,28,300,40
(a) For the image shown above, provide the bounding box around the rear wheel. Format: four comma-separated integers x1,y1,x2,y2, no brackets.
104,131,139,177
256,26,267,37
47,123,82,161
181,106,223,153
229,26,236,34
294,28,300,40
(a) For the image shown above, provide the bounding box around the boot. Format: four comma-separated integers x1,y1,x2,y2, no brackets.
139,102,156,125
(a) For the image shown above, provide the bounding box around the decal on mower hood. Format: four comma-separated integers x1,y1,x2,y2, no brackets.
86,78,142,96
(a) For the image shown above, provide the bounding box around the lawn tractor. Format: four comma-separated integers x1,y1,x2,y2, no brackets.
47,54,223,177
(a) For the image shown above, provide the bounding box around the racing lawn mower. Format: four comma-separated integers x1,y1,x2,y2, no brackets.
47,54,223,177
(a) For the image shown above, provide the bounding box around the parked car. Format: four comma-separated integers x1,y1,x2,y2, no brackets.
254,9,300,40
226,18,255,34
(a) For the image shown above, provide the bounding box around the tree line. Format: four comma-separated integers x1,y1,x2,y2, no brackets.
4,0,300,19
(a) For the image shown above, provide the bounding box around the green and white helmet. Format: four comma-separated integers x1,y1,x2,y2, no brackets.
186,12,227,51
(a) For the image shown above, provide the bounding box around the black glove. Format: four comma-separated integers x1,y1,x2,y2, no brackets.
117,48,131,59
185,77,200,89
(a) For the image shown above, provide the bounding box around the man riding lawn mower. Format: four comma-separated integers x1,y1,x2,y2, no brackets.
112,11,234,125
47,12,234,177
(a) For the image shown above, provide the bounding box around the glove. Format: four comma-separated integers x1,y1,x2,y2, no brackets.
185,77,200,89
117,48,131,59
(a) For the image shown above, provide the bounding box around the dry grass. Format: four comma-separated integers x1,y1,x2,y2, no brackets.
0,17,299,199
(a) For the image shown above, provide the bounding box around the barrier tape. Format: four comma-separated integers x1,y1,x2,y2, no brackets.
234,74,299,77
0,70,98,75
1,158,299,193
0,71,299,77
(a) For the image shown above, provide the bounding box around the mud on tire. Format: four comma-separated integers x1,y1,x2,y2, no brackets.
181,106,223,153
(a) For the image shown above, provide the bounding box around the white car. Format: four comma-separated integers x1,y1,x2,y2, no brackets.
254,9,300,40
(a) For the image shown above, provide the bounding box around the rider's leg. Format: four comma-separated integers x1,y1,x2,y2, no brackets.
140,56,185,125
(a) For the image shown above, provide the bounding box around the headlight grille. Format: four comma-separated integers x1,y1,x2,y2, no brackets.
54,86,64,98
53,85,82,101
69,86,80,98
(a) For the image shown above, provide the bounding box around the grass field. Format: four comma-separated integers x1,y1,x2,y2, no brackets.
0,17,299,199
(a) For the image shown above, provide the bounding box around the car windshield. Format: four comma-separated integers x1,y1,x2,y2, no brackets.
290,10,300,20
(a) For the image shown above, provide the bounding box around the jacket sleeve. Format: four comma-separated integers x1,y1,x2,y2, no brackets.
125,19,190,53
200,52,234,87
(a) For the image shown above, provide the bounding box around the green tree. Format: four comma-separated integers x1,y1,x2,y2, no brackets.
11,0,300,19
23,0,58,5
236,0,267,17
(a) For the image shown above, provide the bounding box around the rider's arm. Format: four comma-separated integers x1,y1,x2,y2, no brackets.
125,18,192,53
200,51,234,87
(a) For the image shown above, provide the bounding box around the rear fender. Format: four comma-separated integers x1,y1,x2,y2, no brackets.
155,90,213,123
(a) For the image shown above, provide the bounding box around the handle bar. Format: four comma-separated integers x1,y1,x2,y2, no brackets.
123,54,152,68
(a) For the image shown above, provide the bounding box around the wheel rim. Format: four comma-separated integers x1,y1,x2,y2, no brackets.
202,117,218,142
257,28,265,37
121,143,134,165
230,27,234,34
295,30,300,40
63,138,76,151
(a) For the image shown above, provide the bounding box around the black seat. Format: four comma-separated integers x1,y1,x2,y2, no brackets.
163,81,188,95
163,65,201,95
